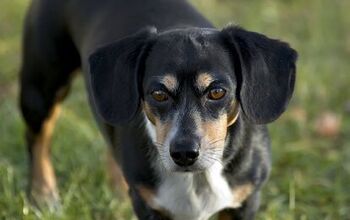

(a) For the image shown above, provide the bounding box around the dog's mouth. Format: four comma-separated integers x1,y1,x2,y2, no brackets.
173,165,207,173
173,164,202,172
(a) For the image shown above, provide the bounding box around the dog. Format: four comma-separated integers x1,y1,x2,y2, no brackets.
19,0,297,219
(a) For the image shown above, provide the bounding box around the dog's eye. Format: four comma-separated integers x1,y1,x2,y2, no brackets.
208,88,226,100
151,90,169,102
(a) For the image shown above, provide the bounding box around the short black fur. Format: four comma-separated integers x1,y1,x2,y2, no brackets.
222,26,297,124
89,27,157,125
20,0,297,219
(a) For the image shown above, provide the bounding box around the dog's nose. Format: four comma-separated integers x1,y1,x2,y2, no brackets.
170,148,199,166
170,140,199,167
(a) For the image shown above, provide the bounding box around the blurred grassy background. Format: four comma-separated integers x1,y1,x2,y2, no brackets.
0,0,349,219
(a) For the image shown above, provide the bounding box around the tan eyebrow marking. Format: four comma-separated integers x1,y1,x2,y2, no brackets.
196,73,214,90
161,74,178,92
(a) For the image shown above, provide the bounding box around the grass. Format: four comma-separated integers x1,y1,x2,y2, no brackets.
0,0,349,219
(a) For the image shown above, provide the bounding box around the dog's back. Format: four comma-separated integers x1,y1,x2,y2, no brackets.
26,0,212,58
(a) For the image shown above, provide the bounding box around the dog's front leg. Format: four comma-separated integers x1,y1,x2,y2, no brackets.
129,187,171,220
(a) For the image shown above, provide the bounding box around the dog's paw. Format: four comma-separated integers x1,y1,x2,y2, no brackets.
28,186,62,213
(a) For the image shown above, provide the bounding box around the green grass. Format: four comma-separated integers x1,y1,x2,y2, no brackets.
0,0,349,219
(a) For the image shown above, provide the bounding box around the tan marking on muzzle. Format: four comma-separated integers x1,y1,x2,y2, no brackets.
201,114,228,146
196,73,214,90
143,102,156,124
143,102,173,145
161,74,178,92
201,102,240,147
155,118,173,145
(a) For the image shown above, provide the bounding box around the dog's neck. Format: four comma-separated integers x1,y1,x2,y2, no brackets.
154,162,234,220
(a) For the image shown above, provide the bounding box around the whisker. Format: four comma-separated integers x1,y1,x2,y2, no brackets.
201,156,224,167
208,138,225,145
203,152,224,165
154,141,165,147
206,156,224,166
206,147,223,151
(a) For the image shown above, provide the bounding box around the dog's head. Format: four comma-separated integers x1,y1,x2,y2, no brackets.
89,26,297,172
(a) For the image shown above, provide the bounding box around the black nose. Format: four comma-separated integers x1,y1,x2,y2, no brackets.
170,140,199,167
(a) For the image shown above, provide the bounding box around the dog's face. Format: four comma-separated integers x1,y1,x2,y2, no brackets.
89,26,297,172
142,30,240,171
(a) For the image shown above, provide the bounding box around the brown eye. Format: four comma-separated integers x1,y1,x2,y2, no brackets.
208,88,226,100
151,90,169,102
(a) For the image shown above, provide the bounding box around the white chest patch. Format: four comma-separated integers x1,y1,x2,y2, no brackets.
153,162,234,220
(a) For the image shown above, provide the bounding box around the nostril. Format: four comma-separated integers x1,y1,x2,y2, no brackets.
170,151,182,161
186,150,199,160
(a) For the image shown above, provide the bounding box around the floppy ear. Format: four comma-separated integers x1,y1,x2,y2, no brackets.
221,25,297,124
88,27,157,125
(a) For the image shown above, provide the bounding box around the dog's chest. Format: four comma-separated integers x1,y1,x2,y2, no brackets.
153,163,233,220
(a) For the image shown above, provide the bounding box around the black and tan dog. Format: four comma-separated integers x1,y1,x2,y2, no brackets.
19,0,297,219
